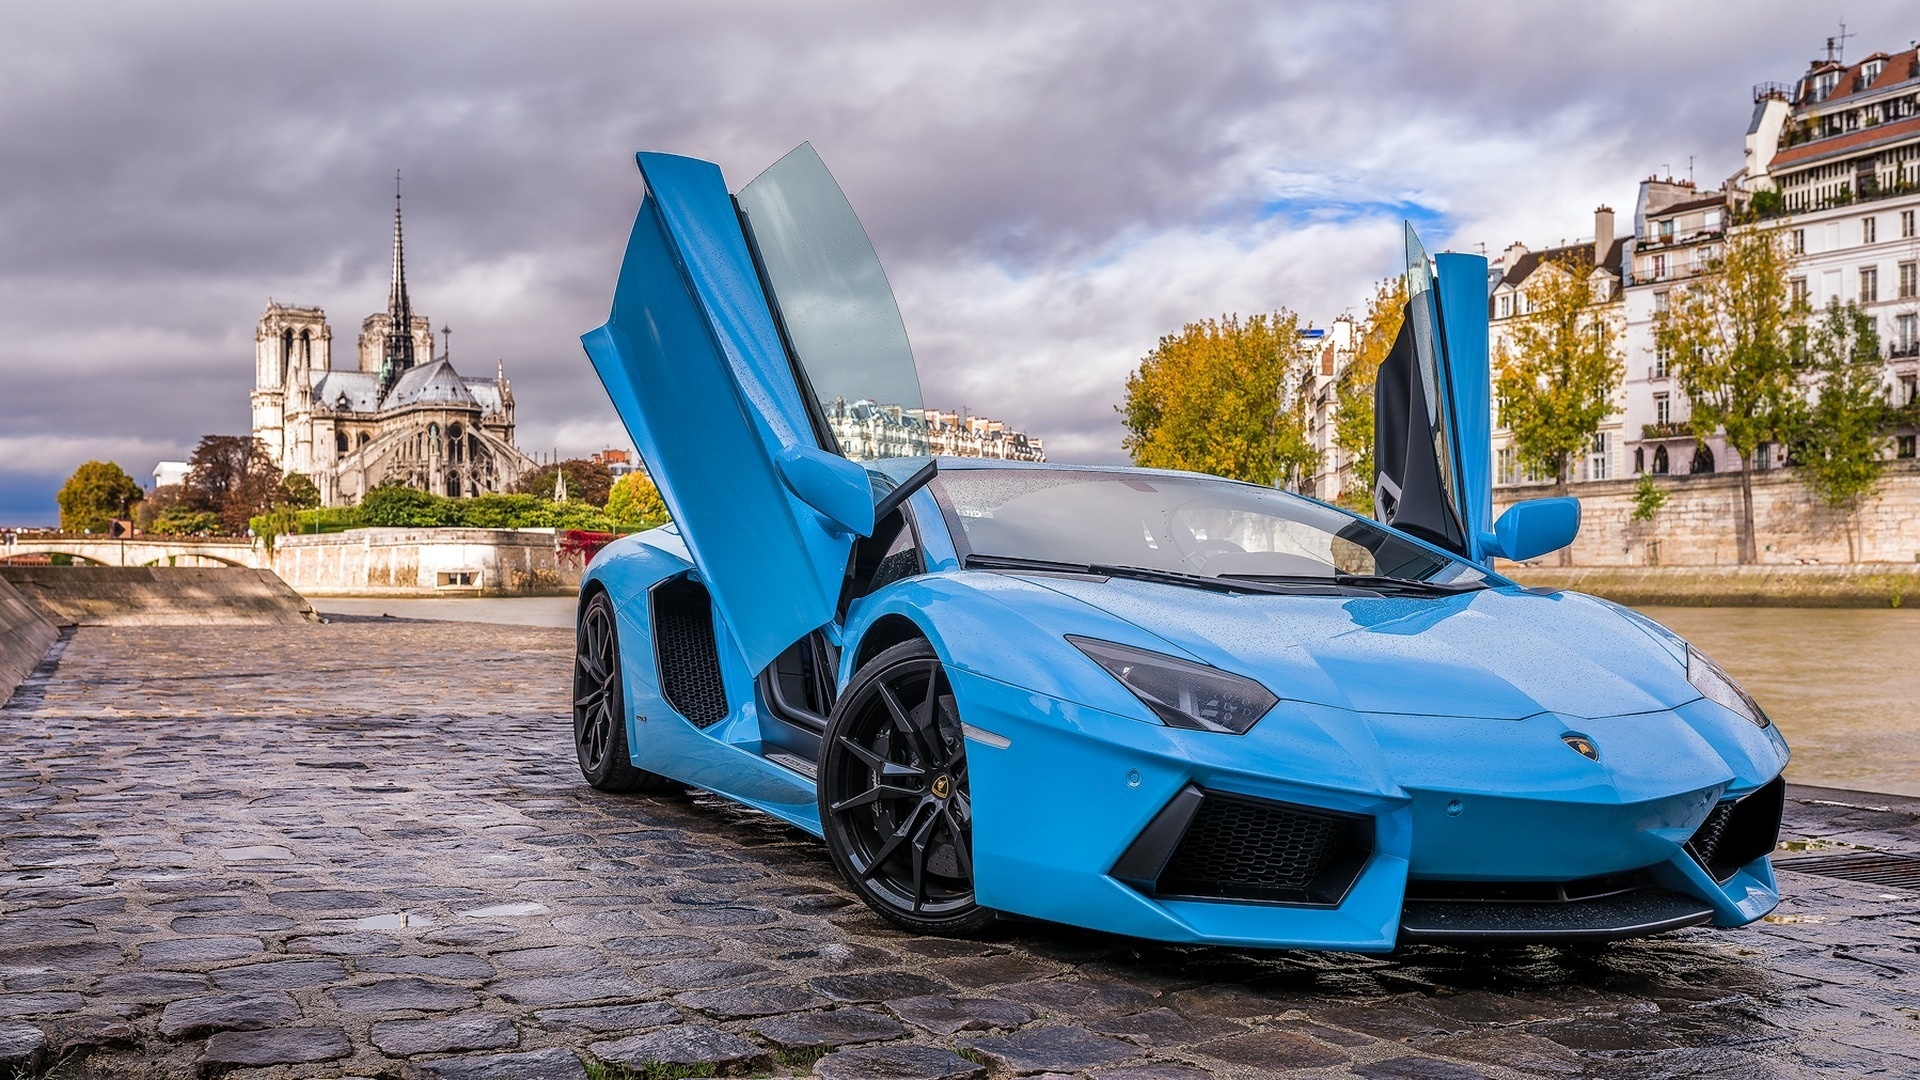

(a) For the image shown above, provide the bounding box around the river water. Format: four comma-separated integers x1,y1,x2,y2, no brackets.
314,597,1920,798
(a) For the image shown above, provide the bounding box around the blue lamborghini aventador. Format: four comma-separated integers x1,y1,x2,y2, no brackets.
571,143,1789,950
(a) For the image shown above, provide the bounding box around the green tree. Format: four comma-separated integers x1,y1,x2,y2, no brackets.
1494,255,1623,493
1630,474,1669,522
56,461,144,533
1330,278,1407,513
513,458,615,507
279,472,322,510
1796,300,1891,556
359,483,459,527
605,472,669,528
1120,312,1318,487
1654,224,1804,563
183,435,284,534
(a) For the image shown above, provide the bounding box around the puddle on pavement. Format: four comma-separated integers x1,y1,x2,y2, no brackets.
351,911,439,931
458,901,551,918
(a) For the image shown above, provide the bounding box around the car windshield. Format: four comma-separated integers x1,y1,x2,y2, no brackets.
935,468,1491,588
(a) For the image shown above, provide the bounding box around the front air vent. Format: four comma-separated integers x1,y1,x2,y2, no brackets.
1687,776,1785,882
1112,786,1372,907
650,575,729,728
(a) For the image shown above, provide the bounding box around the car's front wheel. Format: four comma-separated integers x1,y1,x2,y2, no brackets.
819,639,994,935
574,590,675,793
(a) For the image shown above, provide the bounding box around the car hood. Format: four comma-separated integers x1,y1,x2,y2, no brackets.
1015,575,1696,721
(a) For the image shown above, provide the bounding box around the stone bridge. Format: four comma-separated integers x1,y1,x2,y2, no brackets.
0,534,265,569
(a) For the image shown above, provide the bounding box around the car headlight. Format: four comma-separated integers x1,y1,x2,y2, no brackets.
1068,636,1277,734
1687,645,1770,729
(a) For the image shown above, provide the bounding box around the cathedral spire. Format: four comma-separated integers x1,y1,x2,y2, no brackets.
379,170,417,398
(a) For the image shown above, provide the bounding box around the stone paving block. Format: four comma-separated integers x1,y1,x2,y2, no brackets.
400,1046,588,1080
134,935,262,964
490,967,647,1005
370,1012,519,1055
0,992,83,1018
533,1001,680,1033
589,1023,771,1072
158,991,300,1037
752,1006,908,1049
648,958,773,989
1410,1032,1586,1077
51,1013,137,1055
813,1042,987,1080
196,1025,352,1068
677,983,828,1018
1002,978,1156,1018
209,958,347,990
884,993,1035,1035
269,888,385,911
0,1020,46,1070
360,953,495,980
1088,1066,1215,1080
492,945,604,972
286,932,407,956
1091,1006,1246,1046
814,971,951,1002
1191,1029,1348,1070
326,977,478,1013
961,1026,1140,1072
169,914,294,933
1350,1057,1493,1080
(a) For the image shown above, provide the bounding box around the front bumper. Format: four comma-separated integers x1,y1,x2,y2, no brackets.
952,668,1787,951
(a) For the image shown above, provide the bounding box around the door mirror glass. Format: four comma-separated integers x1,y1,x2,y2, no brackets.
1485,497,1580,563
738,143,930,461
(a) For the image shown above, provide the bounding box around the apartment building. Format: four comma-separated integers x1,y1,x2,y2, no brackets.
1621,180,1733,477
1294,318,1357,502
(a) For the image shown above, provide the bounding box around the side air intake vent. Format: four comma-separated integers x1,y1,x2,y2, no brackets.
1687,776,1785,882
651,575,729,728
1111,786,1372,907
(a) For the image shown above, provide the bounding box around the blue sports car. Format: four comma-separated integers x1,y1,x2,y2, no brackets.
573,143,1788,950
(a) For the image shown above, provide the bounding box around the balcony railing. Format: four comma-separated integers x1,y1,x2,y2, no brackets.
1641,420,1695,439
1890,342,1920,360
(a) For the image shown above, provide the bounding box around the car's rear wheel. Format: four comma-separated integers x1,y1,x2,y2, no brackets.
819,639,994,935
574,590,675,793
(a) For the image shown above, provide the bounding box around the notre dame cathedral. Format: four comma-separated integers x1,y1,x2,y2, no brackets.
250,185,534,507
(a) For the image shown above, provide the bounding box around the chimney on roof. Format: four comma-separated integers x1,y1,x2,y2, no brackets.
1594,206,1615,266
1502,240,1529,269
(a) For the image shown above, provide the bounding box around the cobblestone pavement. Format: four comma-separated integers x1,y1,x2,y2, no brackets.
3,622,1918,1078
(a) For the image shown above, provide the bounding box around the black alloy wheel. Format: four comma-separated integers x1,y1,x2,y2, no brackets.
574,590,674,793
819,639,995,935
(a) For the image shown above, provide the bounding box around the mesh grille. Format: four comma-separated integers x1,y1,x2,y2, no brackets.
1686,777,1785,883
652,577,729,728
1159,794,1347,900
1687,803,1736,866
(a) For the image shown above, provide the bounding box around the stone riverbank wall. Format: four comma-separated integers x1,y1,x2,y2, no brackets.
270,527,584,597
0,574,57,703
1494,459,1920,568
0,566,315,627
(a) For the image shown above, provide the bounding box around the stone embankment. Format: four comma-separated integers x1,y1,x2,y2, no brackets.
271,528,583,597
0,566,314,627
0,574,57,705
1506,564,1920,607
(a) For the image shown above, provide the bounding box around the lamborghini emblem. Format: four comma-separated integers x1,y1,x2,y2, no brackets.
931,774,951,799
1562,733,1599,761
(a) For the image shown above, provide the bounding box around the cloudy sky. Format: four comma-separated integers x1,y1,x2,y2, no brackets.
1,1,1911,523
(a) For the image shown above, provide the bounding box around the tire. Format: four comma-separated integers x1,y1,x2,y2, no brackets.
819,639,995,935
574,590,675,793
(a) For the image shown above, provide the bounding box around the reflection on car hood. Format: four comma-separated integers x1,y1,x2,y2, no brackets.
1013,575,1695,721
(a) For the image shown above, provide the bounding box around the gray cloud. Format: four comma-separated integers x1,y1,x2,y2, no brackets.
1,0,1911,520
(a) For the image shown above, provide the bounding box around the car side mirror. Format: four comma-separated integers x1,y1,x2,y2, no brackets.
774,444,876,538
1482,497,1579,563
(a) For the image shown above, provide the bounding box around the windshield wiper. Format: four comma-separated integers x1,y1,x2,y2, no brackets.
963,554,1348,596
1223,572,1485,597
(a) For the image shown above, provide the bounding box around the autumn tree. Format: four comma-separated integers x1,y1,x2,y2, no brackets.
56,461,144,533
1795,300,1892,556
280,472,322,510
1494,255,1623,493
1653,225,1804,563
605,472,669,528
513,458,615,507
1330,277,1406,512
1120,312,1318,487
183,435,284,534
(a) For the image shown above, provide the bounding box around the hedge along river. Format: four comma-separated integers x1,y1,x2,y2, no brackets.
1638,606,1920,798
317,597,1918,797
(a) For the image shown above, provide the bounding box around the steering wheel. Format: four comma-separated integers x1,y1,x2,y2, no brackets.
1182,539,1244,568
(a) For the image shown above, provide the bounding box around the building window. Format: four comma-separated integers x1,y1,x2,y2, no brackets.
1652,254,1666,279
1659,219,1675,241
1654,343,1671,379
1654,289,1669,314
1896,314,1919,357
1900,375,1918,405
335,431,348,455
1862,266,1879,303
1901,261,1918,299
1634,446,1645,474
1496,294,1510,319
1654,392,1671,425
1900,435,1917,459
1584,432,1612,482
1790,277,1810,308
1792,228,1806,254
1864,216,1877,244
1903,210,1916,239
1652,445,1670,474
1496,446,1516,486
